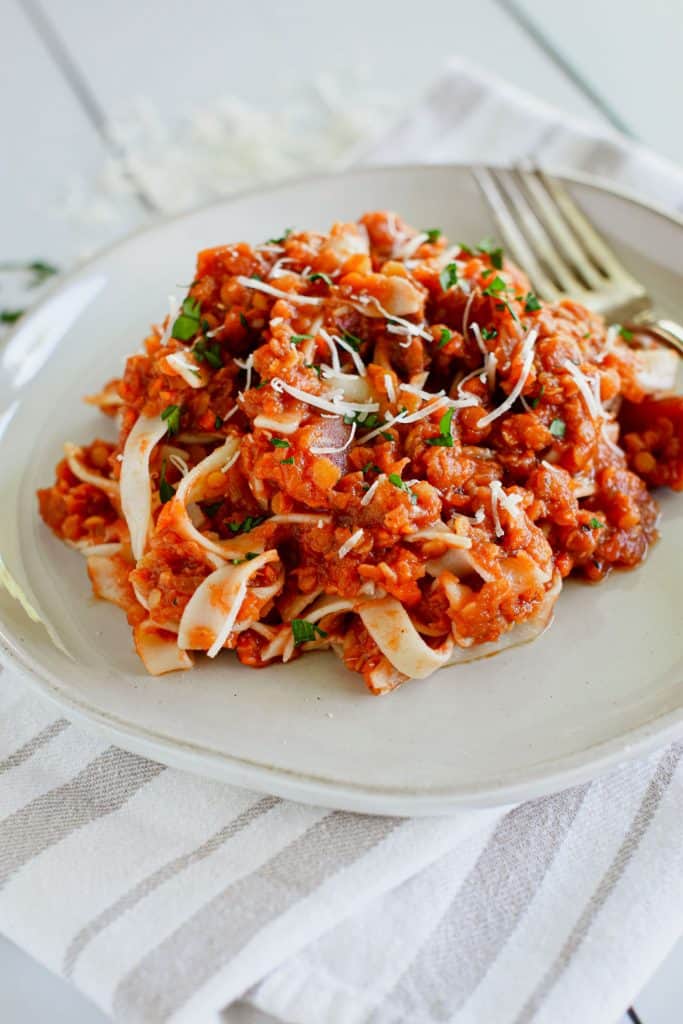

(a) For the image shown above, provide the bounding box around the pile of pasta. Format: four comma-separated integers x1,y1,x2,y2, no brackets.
38,212,682,693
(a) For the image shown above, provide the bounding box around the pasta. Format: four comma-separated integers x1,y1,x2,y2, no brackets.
37,212,682,693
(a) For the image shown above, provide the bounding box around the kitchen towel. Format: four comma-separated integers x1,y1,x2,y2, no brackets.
1,57,682,1024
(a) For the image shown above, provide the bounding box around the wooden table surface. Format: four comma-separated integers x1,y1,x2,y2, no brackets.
1,0,682,1021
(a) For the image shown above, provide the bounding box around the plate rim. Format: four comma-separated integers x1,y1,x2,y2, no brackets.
2,160,682,815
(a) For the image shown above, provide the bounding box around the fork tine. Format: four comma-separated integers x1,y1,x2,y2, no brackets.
472,166,561,303
493,169,588,297
515,169,605,290
536,170,641,286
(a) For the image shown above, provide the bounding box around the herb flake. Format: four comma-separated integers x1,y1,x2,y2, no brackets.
161,404,182,436
172,296,202,341
291,619,328,646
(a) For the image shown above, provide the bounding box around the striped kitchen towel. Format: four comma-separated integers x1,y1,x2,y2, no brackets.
1,57,683,1024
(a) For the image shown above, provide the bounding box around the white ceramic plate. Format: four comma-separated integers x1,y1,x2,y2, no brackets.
1,164,682,816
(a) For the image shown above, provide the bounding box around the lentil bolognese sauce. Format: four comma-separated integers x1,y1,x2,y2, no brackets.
38,212,682,693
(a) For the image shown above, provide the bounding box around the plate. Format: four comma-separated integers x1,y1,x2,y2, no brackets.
1,163,682,816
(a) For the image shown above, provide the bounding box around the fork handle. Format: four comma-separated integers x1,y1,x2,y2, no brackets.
629,315,683,357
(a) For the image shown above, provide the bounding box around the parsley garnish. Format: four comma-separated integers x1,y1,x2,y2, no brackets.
267,229,292,244
439,262,459,291
388,473,418,504
477,237,504,269
0,309,24,324
589,517,605,530
424,228,442,243
426,407,455,447
341,330,363,351
529,385,545,410
291,619,328,646
549,418,566,439
308,272,332,286
159,460,176,504
361,462,381,474
524,292,542,312
232,552,259,565
172,296,202,341
437,327,452,349
481,327,498,340
458,242,473,255
0,259,59,288
270,438,290,448
280,456,295,465
239,313,249,329
227,515,266,535
482,275,507,296
344,411,379,428
202,501,223,517
161,404,182,436
304,362,322,377
290,333,313,345
214,414,223,429
192,338,222,368
618,326,634,341
380,430,394,441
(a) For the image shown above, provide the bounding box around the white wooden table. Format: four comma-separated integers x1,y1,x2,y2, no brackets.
1,1,682,1020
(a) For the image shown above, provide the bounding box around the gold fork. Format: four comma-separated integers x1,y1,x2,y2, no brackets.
473,165,683,356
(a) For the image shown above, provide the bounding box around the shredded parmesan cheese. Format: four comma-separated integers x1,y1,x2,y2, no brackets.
337,527,365,559
270,377,379,416
384,373,396,403
236,275,323,307
478,328,538,428
361,476,383,506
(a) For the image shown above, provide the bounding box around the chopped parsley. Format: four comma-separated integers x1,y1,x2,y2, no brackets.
304,362,322,377
341,330,363,351
481,326,498,340
437,327,452,349
439,262,459,292
589,517,605,530
458,242,473,255
361,462,381,474
529,385,545,410
192,338,222,368
291,619,328,646
424,228,442,243
380,430,394,441
172,296,202,341
308,272,332,286
388,473,418,504
0,259,59,288
269,438,290,448
482,275,507,296
0,309,24,324
426,407,455,447
280,456,295,465
618,326,634,341
214,414,223,430
290,333,313,345
549,417,566,439
267,228,292,244
239,313,249,329
159,460,176,504
524,292,542,313
227,515,266,535
232,552,259,565
344,411,379,428
477,237,504,269
161,404,182,436
202,501,223,517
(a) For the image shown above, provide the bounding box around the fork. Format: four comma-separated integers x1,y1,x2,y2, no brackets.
473,165,683,356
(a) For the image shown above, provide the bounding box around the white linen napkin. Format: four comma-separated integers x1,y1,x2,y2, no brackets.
1,57,683,1024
